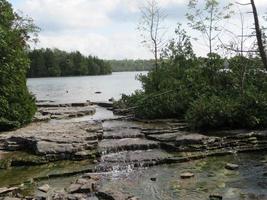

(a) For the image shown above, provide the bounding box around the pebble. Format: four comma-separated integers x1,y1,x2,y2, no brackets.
180,172,194,179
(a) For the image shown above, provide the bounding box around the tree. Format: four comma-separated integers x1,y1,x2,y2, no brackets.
138,0,166,71
186,0,233,56
250,0,267,70
0,0,38,131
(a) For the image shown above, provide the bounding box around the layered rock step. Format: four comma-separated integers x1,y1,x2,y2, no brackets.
99,138,160,154
0,121,103,162
103,128,144,139
34,102,96,121
100,149,173,167
144,128,267,153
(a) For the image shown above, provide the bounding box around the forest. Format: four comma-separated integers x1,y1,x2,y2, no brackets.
28,48,112,77
108,59,154,72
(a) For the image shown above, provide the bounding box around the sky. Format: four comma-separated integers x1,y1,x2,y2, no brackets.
9,0,267,60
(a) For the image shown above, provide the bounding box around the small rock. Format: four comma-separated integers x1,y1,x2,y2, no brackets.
225,163,239,170
95,91,102,94
68,184,81,194
209,194,223,200
38,184,50,193
150,177,157,181
180,172,194,179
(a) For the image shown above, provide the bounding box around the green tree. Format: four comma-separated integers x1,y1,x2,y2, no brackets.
186,0,233,56
0,0,38,131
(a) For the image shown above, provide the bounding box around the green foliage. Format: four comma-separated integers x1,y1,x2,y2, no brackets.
119,24,267,130
108,59,154,72
0,0,37,131
28,48,112,77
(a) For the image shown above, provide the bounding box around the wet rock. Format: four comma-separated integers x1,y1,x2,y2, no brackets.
38,184,50,193
225,163,239,170
209,194,223,200
180,172,194,179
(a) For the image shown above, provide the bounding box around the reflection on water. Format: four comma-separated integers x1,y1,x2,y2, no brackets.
27,72,147,103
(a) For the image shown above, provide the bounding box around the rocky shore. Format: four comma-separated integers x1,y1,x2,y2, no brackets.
0,102,266,200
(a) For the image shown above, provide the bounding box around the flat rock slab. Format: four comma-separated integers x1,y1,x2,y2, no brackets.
99,138,160,154
176,133,208,145
101,149,173,164
39,106,96,119
0,121,103,160
147,132,186,142
103,128,144,139
103,120,142,130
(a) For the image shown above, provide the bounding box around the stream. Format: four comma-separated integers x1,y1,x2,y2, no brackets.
0,72,266,199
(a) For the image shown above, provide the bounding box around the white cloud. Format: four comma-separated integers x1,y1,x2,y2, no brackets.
11,0,267,59
18,0,119,30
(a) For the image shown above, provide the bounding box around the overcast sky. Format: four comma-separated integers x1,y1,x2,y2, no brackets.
9,0,267,59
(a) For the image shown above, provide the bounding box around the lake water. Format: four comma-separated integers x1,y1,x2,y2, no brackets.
27,71,147,103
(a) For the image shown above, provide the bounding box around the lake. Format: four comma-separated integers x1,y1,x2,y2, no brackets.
27,71,147,103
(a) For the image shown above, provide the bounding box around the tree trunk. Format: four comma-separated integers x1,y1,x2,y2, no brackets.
251,0,267,70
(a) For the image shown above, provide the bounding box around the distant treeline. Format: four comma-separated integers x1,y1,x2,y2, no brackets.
28,48,112,77
108,59,154,72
